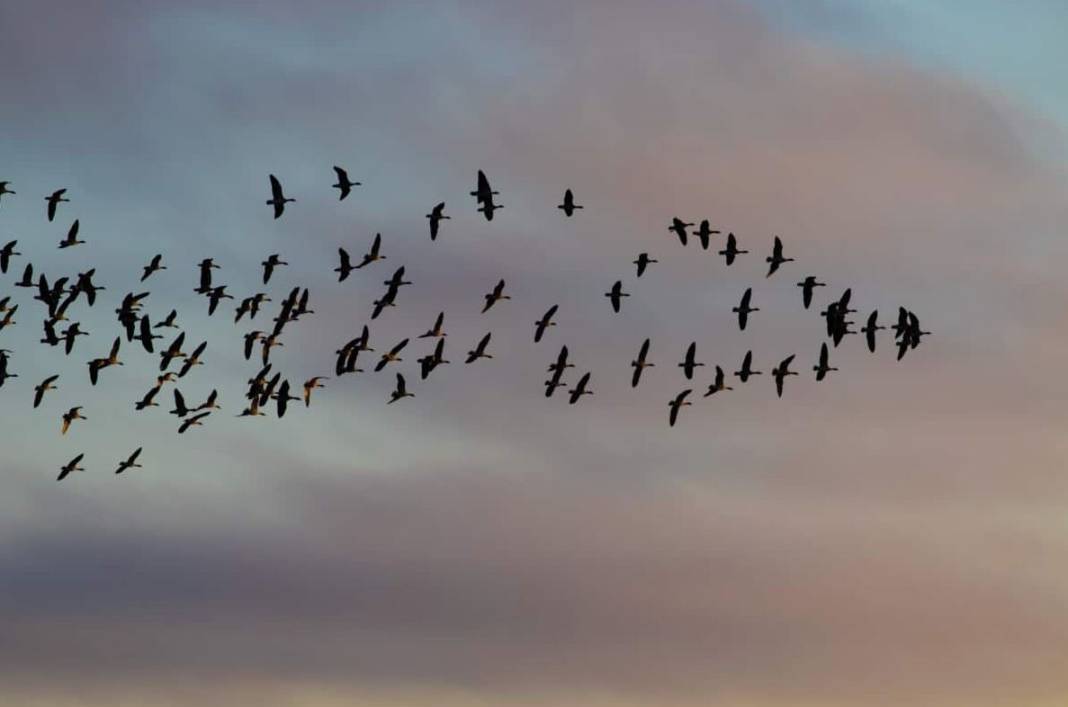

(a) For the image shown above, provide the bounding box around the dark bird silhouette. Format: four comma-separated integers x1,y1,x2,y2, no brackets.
33,374,59,408
0,240,19,274
332,166,360,200
482,279,510,313
426,202,449,241
0,305,16,333
678,342,704,380
137,315,163,353
765,236,793,277
732,287,758,331
88,337,123,385
170,389,191,418
861,310,884,353
0,181,14,201
273,379,300,418
335,248,356,282
375,338,408,371
631,338,654,387
693,220,720,250
61,322,88,355
58,453,85,481
266,174,294,218
388,373,414,404
465,332,493,364
718,232,747,265
534,305,558,343
568,372,592,404
418,338,449,380
156,309,178,329
45,189,69,222
261,254,287,284
15,262,33,288
471,170,502,221
668,389,692,427
115,447,143,474
141,254,166,282
40,319,60,348
704,366,733,397
356,233,386,268
669,218,694,246
160,332,186,371
61,406,87,435
814,342,838,381
772,355,797,398
734,350,762,383
58,219,84,249
544,346,572,398
178,341,207,378
419,312,446,339
633,252,657,277
196,258,219,294
302,377,327,407
605,280,629,313
260,333,283,365
178,410,211,434
135,384,162,411
557,189,583,217
797,276,825,309
206,286,234,316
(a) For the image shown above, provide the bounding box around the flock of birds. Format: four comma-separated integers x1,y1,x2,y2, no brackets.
0,170,930,480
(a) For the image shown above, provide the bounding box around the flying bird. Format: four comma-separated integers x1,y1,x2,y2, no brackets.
356,233,386,268
0,240,19,273
141,254,166,281
734,350,762,383
419,312,446,339
604,280,629,313
375,338,408,372
732,287,758,331
772,355,798,398
797,276,825,309
388,373,414,404
693,220,720,250
58,219,84,249
266,174,294,218
633,252,657,277
814,342,838,381
115,448,143,474
765,236,793,277
332,166,360,200
534,305,558,343
482,279,510,313
678,342,704,380
335,248,356,281
465,332,493,363
426,202,450,241
61,406,87,435
669,218,693,246
261,254,287,284
302,377,327,407
668,389,693,427
568,372,593,404
718,232,748,265
33,374,59,408
45,189,69,222
557,189,583,217
704,366,733,397
58,453,85,481
631,338,654,387
861,310,884,353
178,410,211,434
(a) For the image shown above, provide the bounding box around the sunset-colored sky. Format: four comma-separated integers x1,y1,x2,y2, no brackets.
2,1,1068,705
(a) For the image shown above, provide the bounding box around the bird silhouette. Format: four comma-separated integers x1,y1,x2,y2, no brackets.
266,174,294,218
557,189,583,217
669,218,693,246
678,342,704,380
814,342,838,381
568,372,593,404
765,236,793,277
332,166,361,200
534,305,558,343
465,332,493,363
389,373,414,403
605,280,629,313
796,276,825,309
45,189,69,222
58,453,85,481
734,350,762,383
633,252,657,277
115,447,143,474
630,338,654,387
732,287,758,330
772,355,797,398
693,220,720,250
668,389,692,427
718,232,747,265
704,366,733,397
426,202,450,241
482,279,510,313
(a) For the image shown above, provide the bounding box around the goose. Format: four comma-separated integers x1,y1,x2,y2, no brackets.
243,331,263,361
302,377,328,407
693,220,720,250
261,254,287,284
796,276,825,310
426,202,449,241
137,316,163,353
704,366,733,397
605,280,629,313
195,389,220,412
115,448,143,474
335,247,356,281
0,181,14,201
260,333,283,365
547,346,574,375
0,353,14,387
88,337,123,385
273,379,300,418
419,312,446,339
141,254,166,281
206,286,234,316
544,375,568,398
159,332,186,371
61,406,87,435
557,188,583,217
0,306,16,332
332,166,361,200
237,401,267,418
15,262,34,288
465,332,493,363
669,218,693,246
631,338,654,387
45,188,69,222
41,319,60,348
772,355,797,398
633,252,657,277
0,240,19,273
568,372,593,404
388,373,414,404
668,389,693,427
375,338,408,371
170,389,191,417
156,309,179,329
471,170,502,220
135,385,162,411
482,279,510,313
418,339,449,380
382,267,411,290
356,233,386,268
249,292,271,319
678,342,704,380
734,350,762,383
33,374,59,408
58,453,85,481
861,310,883,353
534,305,558,343
196,258,219,294
814,342,837,381
765,236,793,277
178,410,211,433
718,232,747,265
732,287,758,331
266,174,294,218
58,219,84,248
178,341,207,378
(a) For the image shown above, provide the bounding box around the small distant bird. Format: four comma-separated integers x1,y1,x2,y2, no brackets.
58,453,85,481
669,218,694,246
178,410,211,434
135,385,162,411
796,276,825,309
482,279,510,313
197,389,221,412
765,236,793,277
15,262,33,288
426,202,449,241
734,350,762,383
814,342,838,381
115,448,143,474
335,247,356,282
0,240,19,274
58,219,84,249
861,310,884,353
678,342,704,380
668,389,692,427
332,166,360,200
178,341,207,378
33,374,60,408
568,372,593,404
772,355,798,398
375,338,408,372
61,406,87,435
631,338,654,387
266,174,294,218
261,253,287,284
633,252,657,277
471,170,502,221
703,366,733,397
693,220,720,250
465,332,493,363
156,309,179,329
388,373,414,404
45,189,69,222
302,377,327,407
534,305,558,343
419,312,447,339
718,232,748,265
357,233,386,268
557,189,583,217
604,280,629,313
732,288,758,330
141,254,166,281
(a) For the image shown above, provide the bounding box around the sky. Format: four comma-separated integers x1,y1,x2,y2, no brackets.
1,1,1067,705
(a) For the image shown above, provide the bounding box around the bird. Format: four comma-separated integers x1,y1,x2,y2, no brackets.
356,233,386,268
58,453,85,481
135,385,162,411
0,181,14,201
14,262,34,288
482,279,510,313
557,188,583,217
465,332,493,363
669,218,693,246
678,342,704,380
170,389,191,417
273,379,300,418
115,448,143,474
534,305,558,343
261,254,287,284
426,202,450,241
266,174,294,218
772,355,797,398
196,258,219,294
302,377,327,407
418,338,450,380
0,240,19,273
633,252,657,277
419,312,446,339
160,332,186,371
631,338,654,387
61,406,87,435
797,276,825,310
335,248,356,282
156,309,179,329
814,342,838,381
206,286,234,316
732,288,758,331
604,280,629,313
718,232,747,265
765,236,793,277
178,411,211,433
388,373,414,404
375,338,408,371
332,166,360,200
178,341,207,378
33,374,59,408
141,254,166,282
45,189,69,222
137,316,163,353
58,219,84,249
197,389,221,412
704,366,733,397
668,389,693,427
693,220,720,250
734,350,762,383
861,310,884,353
568,372,593,404
471,170,502,221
